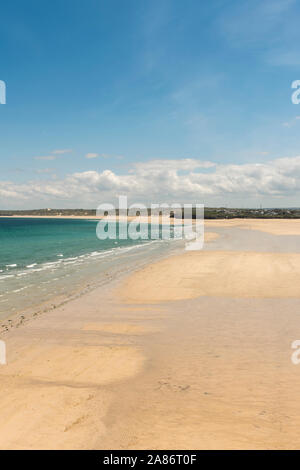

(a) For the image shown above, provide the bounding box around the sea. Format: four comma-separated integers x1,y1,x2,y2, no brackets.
0,217,182,319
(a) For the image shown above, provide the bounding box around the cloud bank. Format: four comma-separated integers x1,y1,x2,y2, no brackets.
1,156,300,208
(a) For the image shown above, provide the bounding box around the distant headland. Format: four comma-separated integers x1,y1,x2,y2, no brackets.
1,207,300,219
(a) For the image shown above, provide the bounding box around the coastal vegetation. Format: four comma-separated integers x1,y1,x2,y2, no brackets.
1,207,300,219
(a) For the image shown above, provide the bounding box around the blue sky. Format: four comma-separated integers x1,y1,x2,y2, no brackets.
1,0,300,208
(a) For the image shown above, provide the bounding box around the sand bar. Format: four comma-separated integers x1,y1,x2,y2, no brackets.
0,219,300,449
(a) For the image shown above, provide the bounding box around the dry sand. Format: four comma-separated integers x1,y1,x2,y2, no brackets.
0,219,300,449
120,251,300,303
0,294,147,449
205,218,300,235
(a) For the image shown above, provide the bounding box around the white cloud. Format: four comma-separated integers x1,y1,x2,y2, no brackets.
85,153,99,159
52,149,72,155
85,153,121,159
282,116,300,128
35,148,72,161
2,156,300,208
34,155,56,161
35,168,55,174
100,154,112,158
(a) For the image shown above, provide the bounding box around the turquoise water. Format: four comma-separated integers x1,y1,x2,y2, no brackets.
0,217,154,271
0,218,180,318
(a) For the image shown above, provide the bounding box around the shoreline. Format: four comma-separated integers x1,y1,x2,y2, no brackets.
2,214,300,234
0,220,300,448
0,236,185,334
0,214,216,324
0,232,218,334
0,214,183,225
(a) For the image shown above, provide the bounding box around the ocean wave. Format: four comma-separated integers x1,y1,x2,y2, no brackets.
0,238,171,293
12,286,29,293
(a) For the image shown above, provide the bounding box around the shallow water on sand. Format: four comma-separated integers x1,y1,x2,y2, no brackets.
0,218,181,319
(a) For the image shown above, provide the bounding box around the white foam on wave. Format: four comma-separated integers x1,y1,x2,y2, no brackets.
12,286,28,293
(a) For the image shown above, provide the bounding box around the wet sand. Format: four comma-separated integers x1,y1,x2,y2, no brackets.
0,220,300,449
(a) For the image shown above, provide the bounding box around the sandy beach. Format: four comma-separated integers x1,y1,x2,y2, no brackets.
0,219,300,449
